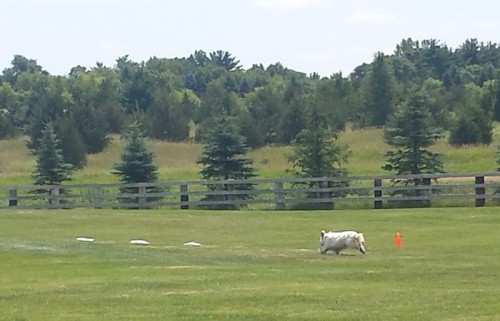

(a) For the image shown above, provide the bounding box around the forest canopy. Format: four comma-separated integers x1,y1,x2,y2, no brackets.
1,38,500,166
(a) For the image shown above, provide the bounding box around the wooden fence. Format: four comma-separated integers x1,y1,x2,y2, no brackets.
1,172,500,210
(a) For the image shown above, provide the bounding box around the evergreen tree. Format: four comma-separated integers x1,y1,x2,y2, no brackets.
112,122,161,206
383,92,444,188
112,122,159,184
287,106,350,209
361,52,397,127
32,122,73,186
54,116,87,169
198,114,256,209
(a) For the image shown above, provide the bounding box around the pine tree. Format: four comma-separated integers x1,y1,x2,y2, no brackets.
32,122,73,186
383,92,444,206
112,122,160,205
362,52,397,127
112,122,159,184
198,114,256,209
54,116,87,169
287,106,350,209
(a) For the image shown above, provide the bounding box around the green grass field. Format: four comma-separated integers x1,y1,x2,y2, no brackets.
1,124,500,186
1,207,499,321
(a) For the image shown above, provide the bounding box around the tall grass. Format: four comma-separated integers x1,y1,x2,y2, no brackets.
1,207,499,321
1,124,499,185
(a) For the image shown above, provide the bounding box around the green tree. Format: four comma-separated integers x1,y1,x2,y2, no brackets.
288,107,350,209
209,50,241,71
2,55,44,86
242,83,285,146
112,122,159,184
288,107,349,179
0,82,24,136
361,52,397,127
383,92,444,189
449,83,493,146
54,116,87,169
0,110,16,139
32,122,73,186
112,122,160,205
198,114,256,209
419,78,451,129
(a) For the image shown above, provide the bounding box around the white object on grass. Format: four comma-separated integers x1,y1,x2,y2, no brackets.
76,237,95,242
129,239,150,245
183,241,202,247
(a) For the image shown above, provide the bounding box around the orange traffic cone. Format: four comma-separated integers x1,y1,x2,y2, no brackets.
395,231,403,248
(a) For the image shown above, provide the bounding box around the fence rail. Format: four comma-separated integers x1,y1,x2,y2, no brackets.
1,172,500,210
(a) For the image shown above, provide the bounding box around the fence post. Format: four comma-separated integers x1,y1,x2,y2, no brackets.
374,179,382,209
138,185,147,208
180,184,189,209
94,186,102,209
322,180,334,210
226,181,236,209
50,187,60,206
274,181,285,210
475,176,485,207
9,189,18,207
422,177,431,207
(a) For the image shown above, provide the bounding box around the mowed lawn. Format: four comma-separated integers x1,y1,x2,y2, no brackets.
1,207,499,321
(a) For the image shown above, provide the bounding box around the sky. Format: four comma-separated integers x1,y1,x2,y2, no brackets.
2,0,500,77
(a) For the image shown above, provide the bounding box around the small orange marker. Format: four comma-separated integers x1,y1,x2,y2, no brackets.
395,231,403,248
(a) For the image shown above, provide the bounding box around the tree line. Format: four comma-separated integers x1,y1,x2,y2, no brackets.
1,38,500,173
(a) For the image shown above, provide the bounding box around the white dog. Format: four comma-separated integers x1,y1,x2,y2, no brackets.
319,229,366,255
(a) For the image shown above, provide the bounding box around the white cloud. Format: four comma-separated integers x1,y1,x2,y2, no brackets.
254,0,324,10
347,7,398,24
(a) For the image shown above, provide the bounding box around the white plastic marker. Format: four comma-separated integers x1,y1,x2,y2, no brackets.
129,239,150,245
183,241,202,247
76,237,95,242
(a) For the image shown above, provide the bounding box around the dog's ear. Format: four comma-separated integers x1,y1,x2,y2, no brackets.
320,230,326,238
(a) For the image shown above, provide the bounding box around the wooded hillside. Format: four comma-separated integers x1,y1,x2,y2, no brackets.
1,38,500,170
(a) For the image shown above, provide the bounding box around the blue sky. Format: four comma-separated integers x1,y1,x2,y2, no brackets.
2,0,499,77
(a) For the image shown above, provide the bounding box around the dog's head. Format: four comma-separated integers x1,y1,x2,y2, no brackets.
355,233,366,254
319,230,326,246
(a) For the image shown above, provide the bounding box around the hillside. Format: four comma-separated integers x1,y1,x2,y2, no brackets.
1,125,499,186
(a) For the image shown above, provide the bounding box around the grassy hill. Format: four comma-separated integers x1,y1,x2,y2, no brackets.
1,125,499,186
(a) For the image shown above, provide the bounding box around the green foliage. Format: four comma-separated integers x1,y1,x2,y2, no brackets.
2,38,500,176
112,122,161,205
361,52,397,126
288,106,349,179
0,110,16,138
449,84,493,146
382,91,443,205
288,107,350,208
112,122,159,184
209,50,241,71
198,114,256,209
32,122,73,185
198,114,255,180
496,146,500,171
383,92,444,178
242,83,285,146
54,116,87,169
